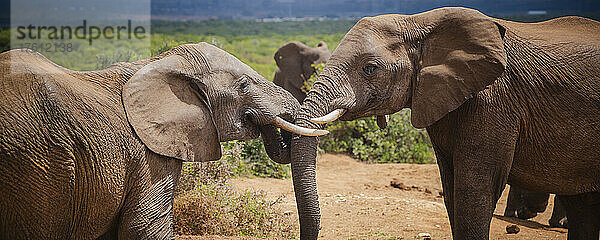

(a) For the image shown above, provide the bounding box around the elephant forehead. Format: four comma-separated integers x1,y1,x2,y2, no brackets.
191,43,257,76
334,29,389,57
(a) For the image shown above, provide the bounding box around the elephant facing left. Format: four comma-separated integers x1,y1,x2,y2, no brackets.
0,43,304,239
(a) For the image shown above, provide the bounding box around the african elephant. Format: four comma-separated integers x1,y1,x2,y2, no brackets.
283,7,600,240
274,41,331,102
0,43,307,239
504,186,568,228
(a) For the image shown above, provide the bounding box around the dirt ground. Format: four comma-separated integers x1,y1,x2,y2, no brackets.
183,153,568,240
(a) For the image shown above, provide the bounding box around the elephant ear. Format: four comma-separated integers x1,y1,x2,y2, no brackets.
411,10,507,128
123,55,221,162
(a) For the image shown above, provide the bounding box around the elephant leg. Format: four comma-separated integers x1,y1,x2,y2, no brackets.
450,123,517,239
505,186,549,219
452,157,512,239
524,191,550,213
560,192,600,240
503,186,521,218
118,187,176,240
548,195,568,228
118,153,182,240
433,145,456,234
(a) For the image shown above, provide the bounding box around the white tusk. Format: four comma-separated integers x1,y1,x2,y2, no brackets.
310,108,346,124
274,117,329,136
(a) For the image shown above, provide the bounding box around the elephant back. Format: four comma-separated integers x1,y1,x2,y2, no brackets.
0,49,143,239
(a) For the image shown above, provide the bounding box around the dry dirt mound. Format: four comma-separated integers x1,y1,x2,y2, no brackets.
184,153,568,239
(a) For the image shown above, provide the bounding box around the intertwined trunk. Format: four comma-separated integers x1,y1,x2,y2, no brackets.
290,134,320,239
290,70,351,239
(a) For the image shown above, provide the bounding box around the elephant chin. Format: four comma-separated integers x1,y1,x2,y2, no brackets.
260,124,292,164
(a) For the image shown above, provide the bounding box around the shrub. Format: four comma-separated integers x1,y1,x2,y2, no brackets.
301,62,325,93
174,184,294,238
174,146,294,238
319,110,435,163
223,140,291,179
95,48,138,70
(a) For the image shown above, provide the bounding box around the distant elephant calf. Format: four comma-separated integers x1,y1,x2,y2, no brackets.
273,41,331,102
0,43,305,239
504,186,568,228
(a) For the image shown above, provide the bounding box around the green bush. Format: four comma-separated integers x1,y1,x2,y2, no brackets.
319,110,435,163
174,158,293,238
95,48,138,70
302,62,325,93
174,185,294,238
174,146,293,238
222,140,291,179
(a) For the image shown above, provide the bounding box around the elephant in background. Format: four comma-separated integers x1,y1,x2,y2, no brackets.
504,186,568,228
283,7,600,239
273,41,331,102
0,43,305,239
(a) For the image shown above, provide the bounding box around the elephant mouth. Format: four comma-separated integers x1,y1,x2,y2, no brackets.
259,123,293,164
236,110,330,164
244,112,295,164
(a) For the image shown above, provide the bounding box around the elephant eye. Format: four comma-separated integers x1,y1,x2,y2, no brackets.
363,65,378,75
239,76,250,92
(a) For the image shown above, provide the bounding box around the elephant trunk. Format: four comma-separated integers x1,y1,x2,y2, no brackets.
290,70,353,239
260,124,291,164
291,134,320,240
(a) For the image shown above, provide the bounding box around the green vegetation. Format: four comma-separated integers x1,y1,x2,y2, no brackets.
222,140,291,179
149,32,345,80
302,62,325,93
319,110,434,163
152,19,356,37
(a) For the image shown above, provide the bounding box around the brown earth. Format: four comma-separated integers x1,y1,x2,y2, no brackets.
181,153,568,240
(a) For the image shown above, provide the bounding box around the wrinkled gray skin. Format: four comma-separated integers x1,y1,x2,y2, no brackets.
274,41,331,102
504,186,567,228
292,7,600,240
0,43,298,239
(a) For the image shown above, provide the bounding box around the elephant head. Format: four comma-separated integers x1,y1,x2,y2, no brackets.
122,43,317,164
273,41,331,102
299,7,506,128
281,8,508,239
